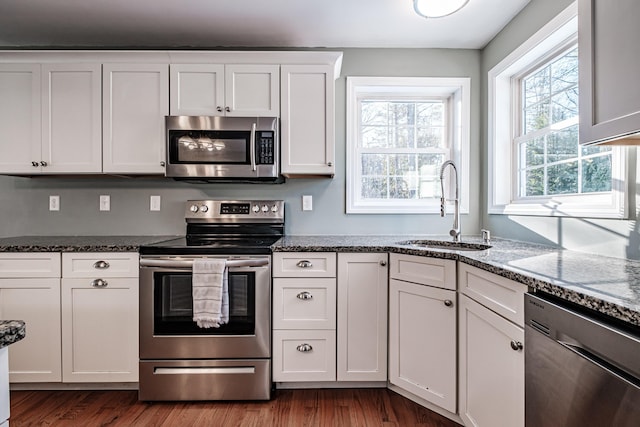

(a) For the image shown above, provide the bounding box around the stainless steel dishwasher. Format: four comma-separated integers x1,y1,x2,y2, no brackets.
525,293,640,427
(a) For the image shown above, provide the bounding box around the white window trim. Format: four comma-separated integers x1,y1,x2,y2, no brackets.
487,2,628,219
346,76,470,214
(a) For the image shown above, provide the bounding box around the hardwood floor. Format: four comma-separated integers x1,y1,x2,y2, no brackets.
10,388,461,426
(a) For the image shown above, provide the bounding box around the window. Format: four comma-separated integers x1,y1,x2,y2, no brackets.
488,3,626,218
346,77,470,214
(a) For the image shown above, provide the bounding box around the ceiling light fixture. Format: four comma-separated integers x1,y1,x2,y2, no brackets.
413,0,470,18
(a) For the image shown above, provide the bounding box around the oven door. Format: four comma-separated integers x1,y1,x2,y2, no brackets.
139,255,271,359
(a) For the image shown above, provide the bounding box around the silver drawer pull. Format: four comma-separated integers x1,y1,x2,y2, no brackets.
91,279,108,288
296,291,313,300
510,340,523,351
93,260,110,269
296,260,313,268
444,299,453,307
296,343,313,353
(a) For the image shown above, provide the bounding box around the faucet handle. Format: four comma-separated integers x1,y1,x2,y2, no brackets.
440,197,446,217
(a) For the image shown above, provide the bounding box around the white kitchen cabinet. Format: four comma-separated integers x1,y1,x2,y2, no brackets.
389,254,457,414
280,64,336,177
0,64,41,174
61,253,139,383
336,253,388,382
458,264,525,427
170,64,279,117
0,253,61,383
41,63,102,173
272,252,337,382
102,64,169,174
579,0,640,145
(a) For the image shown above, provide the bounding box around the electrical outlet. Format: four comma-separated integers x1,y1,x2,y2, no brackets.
302,195,313,211
49,195,60,211
150,195,161,211
99,195,110,211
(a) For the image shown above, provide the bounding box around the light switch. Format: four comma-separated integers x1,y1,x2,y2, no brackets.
302,195,313,211
100,195,110,211
150,195,161,211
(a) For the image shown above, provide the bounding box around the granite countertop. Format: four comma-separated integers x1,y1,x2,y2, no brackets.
0,235,179,252
273,235,640,328
0,320,25,349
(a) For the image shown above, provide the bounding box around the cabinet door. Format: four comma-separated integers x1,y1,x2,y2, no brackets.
579,0,640,145
169,64,225,116
459,294,524,427
337,253,388,381
281,65,335,177
0,278,62,382
41,63,102,173
273,329,336,382
389,278,456,413
103,64,168,174
61,277,138,382
224,64,279,117
0,64,42,174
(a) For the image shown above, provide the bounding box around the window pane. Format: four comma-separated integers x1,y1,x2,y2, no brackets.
523,137,545,167
417,127,445,148
389,102,415,126
417,103,444,127
361,126,388,148
524,101,549,133
361,101,388,126
390,177,411,199
390,126,414,148
582,144,611,156
361,177,387,198
524,67,550,108
547,161,578,195
547,126,578,163
551,87,578,123
361,153,387,175
551,48,578,92
582,155,612,193
417,155,445,198
525,168,544,196
388,154,415,175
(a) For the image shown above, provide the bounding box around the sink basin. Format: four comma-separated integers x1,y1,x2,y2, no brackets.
396,240,492,251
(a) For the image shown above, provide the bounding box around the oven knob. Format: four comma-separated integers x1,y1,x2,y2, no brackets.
261,204,269,213
271,205,279,212
252,204,260,213
189,205,199,213
200,205,209,213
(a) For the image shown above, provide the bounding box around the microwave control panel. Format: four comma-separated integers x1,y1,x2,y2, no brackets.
257,131,275,165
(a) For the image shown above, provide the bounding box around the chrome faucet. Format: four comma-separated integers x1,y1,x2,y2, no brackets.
439,160,460,242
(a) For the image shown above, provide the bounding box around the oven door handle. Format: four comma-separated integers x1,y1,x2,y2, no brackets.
139,258,269,269
250,122,257,172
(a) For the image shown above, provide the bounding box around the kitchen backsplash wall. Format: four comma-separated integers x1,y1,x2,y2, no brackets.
0,48,482,239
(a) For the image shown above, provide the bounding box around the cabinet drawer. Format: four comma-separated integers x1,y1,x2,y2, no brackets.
272,252,336,278
458,263,528,327
62,253,138,278
0,253,60,278
389,253,456,290
273,330,336,382
273,278,336,330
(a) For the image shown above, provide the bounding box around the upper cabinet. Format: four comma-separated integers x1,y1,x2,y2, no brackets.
579,0,640,145
281,65,336,177
103,64,169,174
170,64,279,117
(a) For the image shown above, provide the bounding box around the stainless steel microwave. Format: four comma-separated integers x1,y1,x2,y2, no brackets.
165,116,279,181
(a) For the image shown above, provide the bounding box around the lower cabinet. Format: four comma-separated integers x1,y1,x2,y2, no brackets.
388,254,457,414
458,263,526,427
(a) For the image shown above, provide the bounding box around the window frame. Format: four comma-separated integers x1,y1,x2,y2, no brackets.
487,2,628,219
346,76,470,214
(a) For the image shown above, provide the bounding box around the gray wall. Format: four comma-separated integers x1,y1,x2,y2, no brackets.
480,0,640,260
0,48,482,238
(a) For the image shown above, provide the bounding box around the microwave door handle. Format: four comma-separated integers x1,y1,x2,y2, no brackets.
139,258,269,269
250,122,257,172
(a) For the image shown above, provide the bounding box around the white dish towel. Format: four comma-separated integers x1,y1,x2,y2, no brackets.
192,258,228,328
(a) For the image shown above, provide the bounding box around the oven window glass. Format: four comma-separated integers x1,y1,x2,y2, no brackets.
153,271,255,335
169,130,249,164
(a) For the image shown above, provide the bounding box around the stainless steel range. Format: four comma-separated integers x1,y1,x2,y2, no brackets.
138,199,284,401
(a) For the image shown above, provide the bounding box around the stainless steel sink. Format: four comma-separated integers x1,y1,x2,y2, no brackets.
396,240,492,251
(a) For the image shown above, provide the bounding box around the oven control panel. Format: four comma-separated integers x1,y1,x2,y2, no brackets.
185,200,284,223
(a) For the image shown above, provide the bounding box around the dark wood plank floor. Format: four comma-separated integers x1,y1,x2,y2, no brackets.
10,388,461,426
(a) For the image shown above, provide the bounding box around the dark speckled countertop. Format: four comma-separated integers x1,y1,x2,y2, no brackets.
0,235,179,252
272,235,640,328
0,320,25,348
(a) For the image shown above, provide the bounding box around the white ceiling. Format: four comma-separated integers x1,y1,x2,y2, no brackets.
0,0,530,49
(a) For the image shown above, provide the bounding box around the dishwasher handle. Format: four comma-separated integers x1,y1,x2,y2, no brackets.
139,258,269,269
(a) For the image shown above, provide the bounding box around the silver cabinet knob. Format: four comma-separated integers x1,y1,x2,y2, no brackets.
93,260,110,269
296,343,313,352
296,260,313,268
160,161,166,167
296,291,313,300
379,260,387,266
31,161,39,167
225,106,230,112
327,162,333,167
216,106,223,112
444,299,454,307
510,340,523,351
40,161,48,167
91,279,108,288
